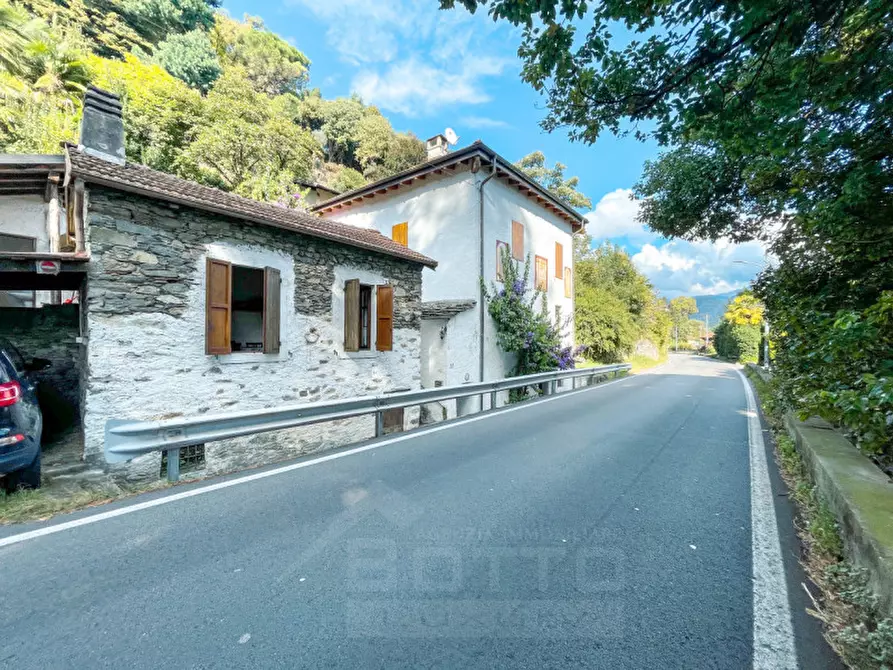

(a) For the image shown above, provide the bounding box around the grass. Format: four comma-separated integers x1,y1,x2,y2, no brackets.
744,368,893,668
575,352,668,373
0,479,169,525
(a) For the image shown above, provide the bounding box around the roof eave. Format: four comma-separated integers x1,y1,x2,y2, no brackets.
71,170,438,270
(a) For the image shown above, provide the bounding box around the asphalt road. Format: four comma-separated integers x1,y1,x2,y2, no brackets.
0,355,841,669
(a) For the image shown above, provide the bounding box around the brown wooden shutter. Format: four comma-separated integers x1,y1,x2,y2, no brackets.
555,242,563,278
344,279,360,352
376,285,394,351
392,222,408,247
564,267,572,298
205,258,232,355
512,221,524,260
263,267,281,354
535,255,548,291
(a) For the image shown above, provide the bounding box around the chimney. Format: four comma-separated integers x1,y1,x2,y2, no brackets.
426,134,449,160
79,86,125,165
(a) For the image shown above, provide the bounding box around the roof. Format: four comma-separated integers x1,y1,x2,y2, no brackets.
421,299,477,319
64,146,437,269
0,155,65,196
310,141,586,231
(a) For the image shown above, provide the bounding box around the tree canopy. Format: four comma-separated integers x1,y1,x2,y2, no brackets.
514,150,591,210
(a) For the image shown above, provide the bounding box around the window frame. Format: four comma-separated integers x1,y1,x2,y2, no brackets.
511,221,524,261
205,257,281,358
534,255,548,292
555,242,564,278
564,267,572,299
343,280,394,355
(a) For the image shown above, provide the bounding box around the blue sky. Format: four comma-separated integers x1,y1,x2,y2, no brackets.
221,0,767,298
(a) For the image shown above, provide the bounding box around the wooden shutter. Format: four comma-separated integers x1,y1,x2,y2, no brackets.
512,221,524,260
555,243,564,278
392,222,408,247
263,267,281,354
564,267,572,298
205,258,232,355
376,285,394,351
535,255,548,291
344,279,360,352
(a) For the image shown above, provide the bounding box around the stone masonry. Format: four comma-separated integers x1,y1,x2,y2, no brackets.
83,187,425,482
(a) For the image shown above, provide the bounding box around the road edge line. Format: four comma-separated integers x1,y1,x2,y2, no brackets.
0,374,633,549
737,368,798,669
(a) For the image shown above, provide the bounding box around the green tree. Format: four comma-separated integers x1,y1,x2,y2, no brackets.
328,165,365,193
319,95,365,166
24,34,90,97
154,28,220,91
724,290,764,326
212,15,309,95
120,0,218,43
0,0,36,74
515,150,591,210
182,68,318,199
88,53,202,173
668,296,698,345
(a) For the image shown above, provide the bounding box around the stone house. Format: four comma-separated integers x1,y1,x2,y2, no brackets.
312,134,586,418
0,87,436,483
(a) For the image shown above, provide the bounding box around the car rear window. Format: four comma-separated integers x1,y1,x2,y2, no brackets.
0,339,26,378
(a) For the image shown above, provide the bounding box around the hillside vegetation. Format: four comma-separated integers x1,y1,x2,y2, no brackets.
0,0,427,204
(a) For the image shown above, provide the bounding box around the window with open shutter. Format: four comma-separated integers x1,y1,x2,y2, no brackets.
555,243,563,278
344,279,360,352
376,285,394,351
205,258,232,355
535,255,548,291
512,221,524,260
392,222,408,247
263,267,281,354
564,267,572,298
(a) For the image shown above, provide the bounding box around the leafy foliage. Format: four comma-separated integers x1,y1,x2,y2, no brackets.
153,27,220,91
575,243,670,363
121,0,218,44
514,150,591,209
212,14,308,96
483,247,574,377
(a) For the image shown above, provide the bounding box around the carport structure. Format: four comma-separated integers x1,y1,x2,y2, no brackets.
0,154,90,482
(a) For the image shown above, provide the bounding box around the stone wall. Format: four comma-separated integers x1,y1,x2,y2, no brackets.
83,187,424,481
0,305,81,435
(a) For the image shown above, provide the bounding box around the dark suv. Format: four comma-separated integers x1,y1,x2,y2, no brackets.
0,339,48,491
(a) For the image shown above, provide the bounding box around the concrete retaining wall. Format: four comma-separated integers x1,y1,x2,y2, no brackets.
785,413,893,616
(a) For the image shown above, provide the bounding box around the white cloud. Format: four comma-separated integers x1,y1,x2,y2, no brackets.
584,189,653,241
631,238,768,298
460,115,511,129
586,189,769,297
286,0,509,115
353,56,508,116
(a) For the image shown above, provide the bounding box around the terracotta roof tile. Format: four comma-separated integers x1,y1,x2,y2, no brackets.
66,146,437,269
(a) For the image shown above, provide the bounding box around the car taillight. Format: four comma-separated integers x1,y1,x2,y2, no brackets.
0,434,24,447
0,381,21,407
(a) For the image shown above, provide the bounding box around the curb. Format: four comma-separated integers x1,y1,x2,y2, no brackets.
785,412,893,616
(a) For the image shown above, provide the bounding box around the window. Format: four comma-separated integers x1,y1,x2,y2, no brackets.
344,281,393,352
511,221,524,260
392,222,408,247
495,240,509,281
555,242,564,278
535,255,548,291
564,267,572,298
205,258,280,356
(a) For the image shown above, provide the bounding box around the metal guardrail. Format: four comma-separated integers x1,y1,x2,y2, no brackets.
105,363,630,481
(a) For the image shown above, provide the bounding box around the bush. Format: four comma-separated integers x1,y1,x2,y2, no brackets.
483,248,576,377
713,320,761,363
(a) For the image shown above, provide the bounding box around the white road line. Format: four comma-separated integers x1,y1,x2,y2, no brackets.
737,369,798,669
0,374,633,549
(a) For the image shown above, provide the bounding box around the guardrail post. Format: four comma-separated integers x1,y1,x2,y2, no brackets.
166,448,180,483
375,410,384,437
489,390,497,411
